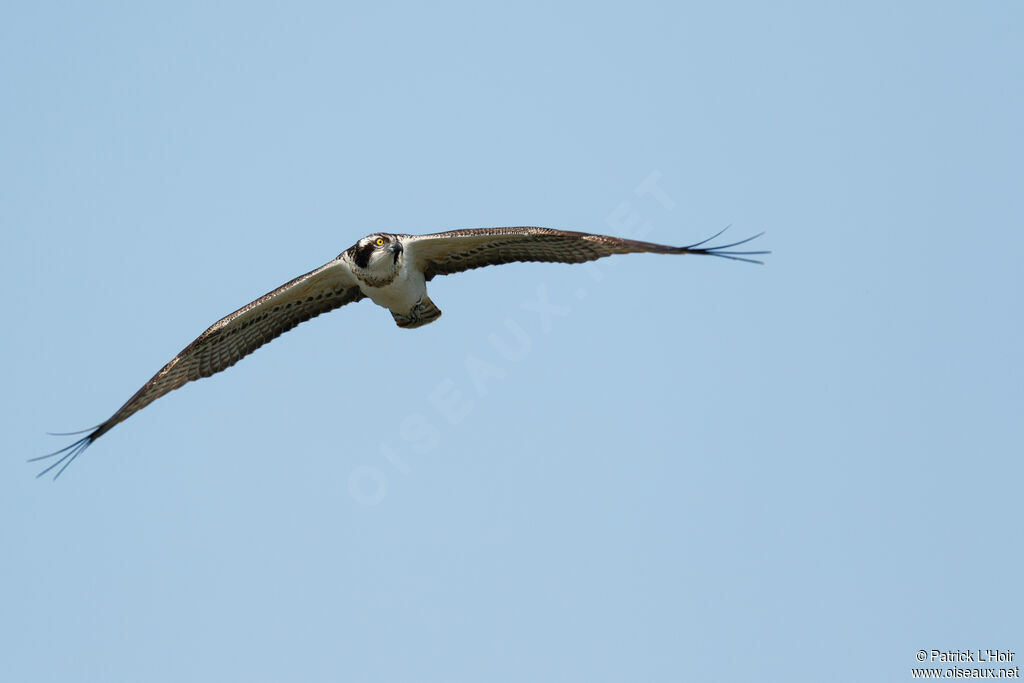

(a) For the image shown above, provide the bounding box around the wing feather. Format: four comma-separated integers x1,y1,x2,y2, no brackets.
34,227,768,478
407,226,768,280
32,259,364,478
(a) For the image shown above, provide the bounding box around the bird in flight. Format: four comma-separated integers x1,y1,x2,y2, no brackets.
33,226,767,478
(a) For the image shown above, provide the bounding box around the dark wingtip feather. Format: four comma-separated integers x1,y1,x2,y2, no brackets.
681,228,770,265
45,424,103,436
30,428,101,480
680,224,731,250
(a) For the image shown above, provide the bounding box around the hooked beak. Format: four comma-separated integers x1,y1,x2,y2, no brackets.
387,241,403,263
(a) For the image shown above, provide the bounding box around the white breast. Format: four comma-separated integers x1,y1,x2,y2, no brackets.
362,261,426,314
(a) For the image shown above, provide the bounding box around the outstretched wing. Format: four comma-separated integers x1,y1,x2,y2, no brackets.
407,226,768,281
33,258,365,478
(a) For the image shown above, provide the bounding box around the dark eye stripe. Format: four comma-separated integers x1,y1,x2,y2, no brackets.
354,242,375,268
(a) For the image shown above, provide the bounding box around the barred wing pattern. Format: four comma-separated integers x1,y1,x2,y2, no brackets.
409,226,767,280
35,226,767,479
33,259,364,478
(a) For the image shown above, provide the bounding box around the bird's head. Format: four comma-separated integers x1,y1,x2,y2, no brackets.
345,233,404,279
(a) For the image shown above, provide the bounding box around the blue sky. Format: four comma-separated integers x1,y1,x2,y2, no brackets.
2,2,1021,681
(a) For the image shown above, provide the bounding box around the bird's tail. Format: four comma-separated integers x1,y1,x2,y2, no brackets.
392,296,443,329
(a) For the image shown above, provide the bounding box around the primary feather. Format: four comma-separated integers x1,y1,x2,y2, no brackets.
33,226,768,478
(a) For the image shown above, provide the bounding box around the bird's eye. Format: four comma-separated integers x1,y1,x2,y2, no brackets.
375,237,385,246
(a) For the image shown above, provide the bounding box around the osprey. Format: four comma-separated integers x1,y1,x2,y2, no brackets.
33,226,767,478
